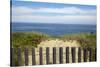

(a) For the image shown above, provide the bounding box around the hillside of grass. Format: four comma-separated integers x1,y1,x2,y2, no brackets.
12,32,51,48
59,32,96,48
12,32,96,48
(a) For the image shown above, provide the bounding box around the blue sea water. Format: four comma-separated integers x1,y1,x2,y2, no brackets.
11,23,96,36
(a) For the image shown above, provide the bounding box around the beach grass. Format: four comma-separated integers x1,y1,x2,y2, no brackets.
59,32,96,48
12,32,51,48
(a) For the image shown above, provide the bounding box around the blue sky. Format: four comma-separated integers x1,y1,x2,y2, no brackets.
11,1,96,24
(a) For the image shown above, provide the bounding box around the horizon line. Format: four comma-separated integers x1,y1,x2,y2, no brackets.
11,22,96,25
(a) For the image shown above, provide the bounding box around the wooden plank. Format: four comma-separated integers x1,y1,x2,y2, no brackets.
78,47,81,62
24,48,29,65
59,47,63,63
94,48,96,61
83,47,88,62
32,48,36,65
46,47,49,64
39,47,43,65
88,47,92,62
66,47,69,63
71,47,76,63
53,47,56,64
11,48,14,66
18,48,22,66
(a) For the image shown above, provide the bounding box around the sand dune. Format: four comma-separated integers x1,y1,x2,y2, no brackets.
38,39,80,47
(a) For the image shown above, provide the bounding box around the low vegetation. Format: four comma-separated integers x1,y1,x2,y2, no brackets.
12,32,51,48
59,32,96,48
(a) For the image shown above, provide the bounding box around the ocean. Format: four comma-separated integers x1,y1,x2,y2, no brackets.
11,23,96,36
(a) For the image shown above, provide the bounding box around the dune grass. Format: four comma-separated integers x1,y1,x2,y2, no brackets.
59,32,96,48
12,32,96,48
12,32,51,48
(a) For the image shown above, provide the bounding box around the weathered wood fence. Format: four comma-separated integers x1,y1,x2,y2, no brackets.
11,47,96,66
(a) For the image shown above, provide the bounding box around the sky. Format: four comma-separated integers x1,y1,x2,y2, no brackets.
11,1,96,25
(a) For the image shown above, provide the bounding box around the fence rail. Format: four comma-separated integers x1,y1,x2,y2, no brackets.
11,47,96,66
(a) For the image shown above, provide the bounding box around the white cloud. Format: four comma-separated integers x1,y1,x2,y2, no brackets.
12,6,96,24
12,6,33,14
12,15,96,24
12,6,96,15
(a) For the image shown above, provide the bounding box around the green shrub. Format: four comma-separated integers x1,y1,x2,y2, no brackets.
12,32,50,48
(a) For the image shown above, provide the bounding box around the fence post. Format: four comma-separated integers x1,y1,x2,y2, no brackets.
11,48,14,66
32,48,36,65
59,47,63,63
39,47,43,65
53,47,56,64
46,47,49,64
94,48,96,61
71,47,76,63
24,48,29,66
66,47,69,63
88,47,92,62
78,47,81,62
83,47,88,62
18,48,22,66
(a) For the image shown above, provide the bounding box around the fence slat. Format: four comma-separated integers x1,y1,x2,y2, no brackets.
39,47,43,65
78,47,81,62
53,47,56,64
11,48,14,66
59,47,63,63
18,48,22,66
32,48,36,65
71,47,76,63
66,47,69,63
94,48,96,61
46,47,49,64
12,47,96,66
83,48,88,62
24,48,29,65
89,47,92,62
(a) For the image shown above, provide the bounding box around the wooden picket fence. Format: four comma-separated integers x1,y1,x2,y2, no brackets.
11,47,96,66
